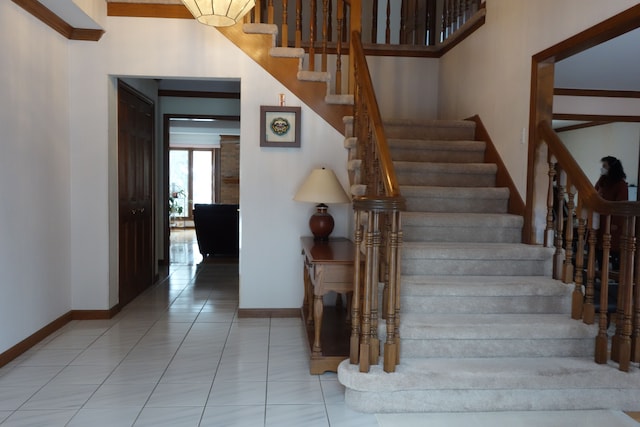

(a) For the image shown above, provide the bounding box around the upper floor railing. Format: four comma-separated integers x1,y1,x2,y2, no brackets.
538,120,640,372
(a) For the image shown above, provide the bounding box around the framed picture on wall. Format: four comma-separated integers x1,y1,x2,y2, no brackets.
260,106,301,147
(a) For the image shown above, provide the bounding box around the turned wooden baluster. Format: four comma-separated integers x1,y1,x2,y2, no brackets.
371,0,378,43
611,215,628,364
384,0,391,44
321,0,329,72
359,210,375,372
254,0,262,22
295,0,302,47
370,211,381,365
384,209,400,372
563,182,576,284
544,156,556,248
281,0,289,47
632,218,640,363
267,0,274,23
309,0,317,71
617,216,635,371
553,170,566,280
327,0,333,42
595,215,611,364
571,201,586,320
583,210,597,325
399,0,406,44
350,209,363,364
335,0,343,94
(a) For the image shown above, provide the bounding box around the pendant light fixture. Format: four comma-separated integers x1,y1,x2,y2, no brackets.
182,0,256,27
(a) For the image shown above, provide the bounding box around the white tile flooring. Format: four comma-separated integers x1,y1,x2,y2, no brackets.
0,260,378,426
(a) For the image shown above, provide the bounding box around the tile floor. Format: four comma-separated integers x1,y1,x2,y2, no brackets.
0,231,377,426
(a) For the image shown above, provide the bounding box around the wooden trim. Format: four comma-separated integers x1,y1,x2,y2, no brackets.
71,306,121,320
237,308,301,318
533,4,640,63
554,121,613,133
553,113,640,123
0,311,72,368
554,88,640,99
467,115,525,218
12,0,104,41
158,90,241,99
107,2,193,19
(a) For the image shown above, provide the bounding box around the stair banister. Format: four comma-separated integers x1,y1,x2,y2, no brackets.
349,30,405,374
538,120,640,371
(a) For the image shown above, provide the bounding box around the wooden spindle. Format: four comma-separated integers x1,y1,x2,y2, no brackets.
400,0,407,44
618,217,635,371
359,210,375,373
370,211,381,366
350,209,363,364
553,170,566,280
295,0,302,47
595,215,611,364
371,0,378,43
281,0,289,47
384,210,400,372
395,220,403,365
583,210,597,325
572,202,586,320
309,0,317,71
544,157,556,248
321,0,329,72
385,0,391,44
349,2,362,94
612,215,628,364
328,0,333,42
563,183,575,284
267,0,274,23
255,0,262,22
632,217,640,362
335,0,344,94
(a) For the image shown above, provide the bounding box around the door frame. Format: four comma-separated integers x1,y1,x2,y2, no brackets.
524,4,640,243
162,113,241,264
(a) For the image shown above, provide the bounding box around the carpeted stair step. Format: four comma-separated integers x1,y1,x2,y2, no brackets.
390,313,595,358
394,161,497,187
402,212,522,243
401,185,509,213
384,119,476,140
400,276,572,314
338,357,640,413
389,139,486,163
402,242,553,276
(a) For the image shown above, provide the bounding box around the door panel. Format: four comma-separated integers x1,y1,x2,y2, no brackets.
118,81,154,307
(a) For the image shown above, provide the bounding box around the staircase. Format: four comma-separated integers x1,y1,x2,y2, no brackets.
338,119,640,413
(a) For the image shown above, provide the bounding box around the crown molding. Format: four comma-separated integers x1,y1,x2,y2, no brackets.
12,0,104,41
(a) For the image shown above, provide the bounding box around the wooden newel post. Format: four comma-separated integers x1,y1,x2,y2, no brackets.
350,209,363,364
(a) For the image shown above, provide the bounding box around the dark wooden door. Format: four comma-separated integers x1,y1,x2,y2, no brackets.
118,81,154,307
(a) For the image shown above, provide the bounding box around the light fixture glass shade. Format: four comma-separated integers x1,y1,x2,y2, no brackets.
182,0,256,27
294,168,351,204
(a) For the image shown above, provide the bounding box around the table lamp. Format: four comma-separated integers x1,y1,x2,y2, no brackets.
294,168,351,240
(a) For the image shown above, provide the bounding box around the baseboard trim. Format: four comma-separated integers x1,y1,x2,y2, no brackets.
238,308,301,318
0,311,72,368
0,305,121,368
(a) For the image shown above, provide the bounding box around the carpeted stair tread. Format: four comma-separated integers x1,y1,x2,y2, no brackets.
400,275,569,297
402,212,523,243
401,186,510,213
338,357,640,393
394,161,497,187
402,212,522,228
398,313,596,339
402,242,552,260
383,119,476,141
389,139,486,163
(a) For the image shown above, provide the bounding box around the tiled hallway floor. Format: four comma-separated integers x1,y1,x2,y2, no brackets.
0,261,377,426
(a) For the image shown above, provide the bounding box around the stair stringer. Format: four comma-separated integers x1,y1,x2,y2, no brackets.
216,23,353,134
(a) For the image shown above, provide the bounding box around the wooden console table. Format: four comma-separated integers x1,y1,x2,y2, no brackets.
301,237,354,374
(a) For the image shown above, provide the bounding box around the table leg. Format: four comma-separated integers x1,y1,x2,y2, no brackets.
312,295,323,356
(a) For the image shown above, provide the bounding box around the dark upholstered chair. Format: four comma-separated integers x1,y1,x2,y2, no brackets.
193,204,239,257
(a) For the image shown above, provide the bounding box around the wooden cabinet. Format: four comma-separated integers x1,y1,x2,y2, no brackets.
301,237,354,374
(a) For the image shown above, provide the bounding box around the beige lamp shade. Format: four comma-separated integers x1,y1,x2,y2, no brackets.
294,168,351,204
182,0,256,27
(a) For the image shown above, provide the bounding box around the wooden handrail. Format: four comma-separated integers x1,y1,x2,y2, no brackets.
351,31,401,198
539,120,640,216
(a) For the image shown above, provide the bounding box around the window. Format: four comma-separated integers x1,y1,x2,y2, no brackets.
169,148,218,219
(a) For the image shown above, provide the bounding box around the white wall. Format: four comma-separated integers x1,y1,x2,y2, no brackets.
67,16,350,310
0,3,72,353
438,0,639,198
561,123,640,192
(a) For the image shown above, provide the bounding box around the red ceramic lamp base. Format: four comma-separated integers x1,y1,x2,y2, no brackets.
309,204,334,241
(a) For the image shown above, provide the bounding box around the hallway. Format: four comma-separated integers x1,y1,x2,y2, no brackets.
0,235,375,426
